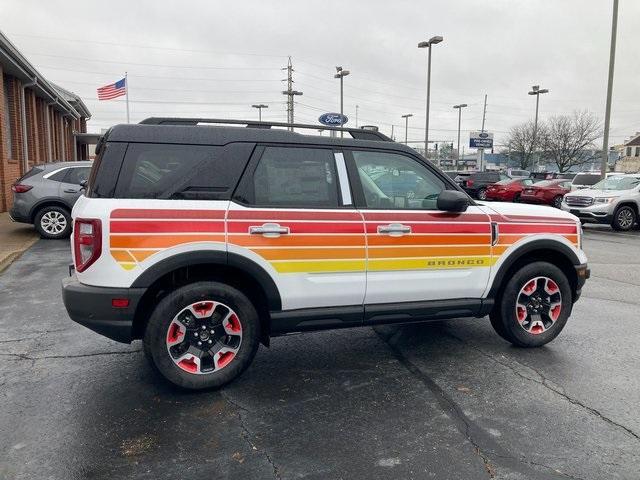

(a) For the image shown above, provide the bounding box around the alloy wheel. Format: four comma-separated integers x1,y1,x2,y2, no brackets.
515,276,562,335
617,208,634,229
166,300,243,374
40,211,67,235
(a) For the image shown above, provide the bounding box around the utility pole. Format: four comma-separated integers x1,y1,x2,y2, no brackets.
251,104,268,122
528,85,549,171
453,104,468,170
478,94,487,171
601,0,618,178
355,104,359,128
334,66,350,137
401,114,413,144
391,124,395,141
282,56,302,131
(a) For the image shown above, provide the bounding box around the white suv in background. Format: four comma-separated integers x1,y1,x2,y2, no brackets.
562,174,640,231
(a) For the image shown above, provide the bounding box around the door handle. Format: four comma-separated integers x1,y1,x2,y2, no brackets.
377,223,411,237
64,188,80,193
248,223,290,238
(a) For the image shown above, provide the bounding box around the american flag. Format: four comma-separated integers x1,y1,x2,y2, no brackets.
97,78,126,100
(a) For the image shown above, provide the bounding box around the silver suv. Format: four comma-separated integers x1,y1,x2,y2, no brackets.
9,161,92,239
562,174,640,231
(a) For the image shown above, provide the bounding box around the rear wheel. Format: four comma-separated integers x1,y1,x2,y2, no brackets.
143,281,260,390
34,206,71,239
490,262,572,347
612,205,636,231
513,193,521,203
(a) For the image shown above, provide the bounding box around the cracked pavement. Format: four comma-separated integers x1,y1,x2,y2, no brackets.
0,224,639,479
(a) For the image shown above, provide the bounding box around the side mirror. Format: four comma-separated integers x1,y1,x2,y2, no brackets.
80,180,88,191
437,190,470,213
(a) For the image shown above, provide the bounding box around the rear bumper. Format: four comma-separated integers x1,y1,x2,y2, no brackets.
8,207,29,224
520,195,548,205
62,273,145,343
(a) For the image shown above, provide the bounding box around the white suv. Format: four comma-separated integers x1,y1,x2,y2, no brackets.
562,174,640,231
62,118,590,390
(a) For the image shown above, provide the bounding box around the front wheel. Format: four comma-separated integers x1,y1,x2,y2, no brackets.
144,281,260,390
490,262,572,347
612,206,636,231
476,188,487,200
553,195,563,208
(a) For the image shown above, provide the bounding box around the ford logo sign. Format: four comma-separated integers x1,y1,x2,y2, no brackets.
319,113,348,126
479,132,489,138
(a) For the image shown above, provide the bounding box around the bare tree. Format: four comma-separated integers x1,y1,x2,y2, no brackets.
504,120,540,170
540,111,601,173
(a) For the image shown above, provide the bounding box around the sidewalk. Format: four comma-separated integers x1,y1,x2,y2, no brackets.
0,212,39,273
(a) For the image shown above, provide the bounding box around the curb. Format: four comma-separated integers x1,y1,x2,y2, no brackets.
0,237,39,274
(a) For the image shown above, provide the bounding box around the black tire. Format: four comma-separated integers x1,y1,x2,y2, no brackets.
553,195,563,209
513,193,521,203
489,261,572,347
143,281,260,390
476,188,487,200
611,205,636,231
34,206,72,239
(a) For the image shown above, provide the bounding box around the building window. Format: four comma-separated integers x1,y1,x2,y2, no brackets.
626,147,632,157
636,147,640,157
2,76,12,158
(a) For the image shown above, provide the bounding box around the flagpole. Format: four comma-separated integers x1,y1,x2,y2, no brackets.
125,72,130,124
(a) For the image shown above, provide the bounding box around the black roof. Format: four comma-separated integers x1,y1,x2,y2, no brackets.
104,118,420,157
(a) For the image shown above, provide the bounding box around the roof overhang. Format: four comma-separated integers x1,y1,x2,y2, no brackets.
0,29,90,120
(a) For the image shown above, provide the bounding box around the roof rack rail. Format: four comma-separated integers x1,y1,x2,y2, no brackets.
138,117,392,142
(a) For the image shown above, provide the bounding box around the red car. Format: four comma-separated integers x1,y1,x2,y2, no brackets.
485,178,535,202
521,179,572,208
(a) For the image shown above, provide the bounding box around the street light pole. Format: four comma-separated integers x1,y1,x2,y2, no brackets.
453,104,467,170
334,66,350,137
251,104,268,122
418,35,443,163
401,114,413,145
528,85,549,171
601,0,619,178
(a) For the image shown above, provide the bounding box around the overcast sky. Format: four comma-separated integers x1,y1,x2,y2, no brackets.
1,0,638,149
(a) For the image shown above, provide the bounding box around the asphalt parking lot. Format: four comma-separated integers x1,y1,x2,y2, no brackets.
1,225,639,480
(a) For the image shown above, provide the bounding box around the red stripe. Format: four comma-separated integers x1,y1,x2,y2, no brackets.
110,220,224,233
228,210,362,221
365,223,490,234
227,221,364,234
111,209,225,219
362,212,488,222
489,213,576,224
498,224,577,234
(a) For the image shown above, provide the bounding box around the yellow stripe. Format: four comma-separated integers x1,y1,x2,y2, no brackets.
271,259,366,273
368,256,496,271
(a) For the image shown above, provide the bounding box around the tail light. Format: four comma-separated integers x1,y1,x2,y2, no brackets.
12,184,33,193
74,219,102,273
466,179,474,187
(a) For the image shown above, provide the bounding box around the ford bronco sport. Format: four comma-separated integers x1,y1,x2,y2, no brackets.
62,118,590,390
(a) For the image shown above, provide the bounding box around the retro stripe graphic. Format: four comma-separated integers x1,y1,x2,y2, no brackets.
109,209,578,273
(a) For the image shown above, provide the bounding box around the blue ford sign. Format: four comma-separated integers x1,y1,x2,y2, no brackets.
469,131,494,149
318,113,348,126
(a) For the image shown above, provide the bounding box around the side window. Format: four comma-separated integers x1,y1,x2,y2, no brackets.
63,167,90,185
522,179,534,186
48,168,69,182
115,143,223,199
352,150,445,210
249,147,339,208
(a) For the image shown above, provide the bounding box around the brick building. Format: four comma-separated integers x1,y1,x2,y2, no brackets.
0,30,91,213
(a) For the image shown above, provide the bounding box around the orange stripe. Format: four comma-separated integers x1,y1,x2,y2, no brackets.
130,250,161,262
229,234,365,247
110,250,135,262
110,234,225,248
368,245,492,258
497,234,578,245
253,247,366,260
367,234,491,246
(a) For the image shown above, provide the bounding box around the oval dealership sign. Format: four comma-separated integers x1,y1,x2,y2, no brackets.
318,113,348,126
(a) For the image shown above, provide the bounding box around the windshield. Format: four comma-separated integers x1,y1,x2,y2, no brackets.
572,174,600,186
495,179,516,185
591,176,640,191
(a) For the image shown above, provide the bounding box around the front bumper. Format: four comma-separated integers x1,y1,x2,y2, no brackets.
62,273,145,343
574,263,590,302
561,203,613,224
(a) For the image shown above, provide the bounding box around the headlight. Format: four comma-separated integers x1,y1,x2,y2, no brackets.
594,197,616,204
